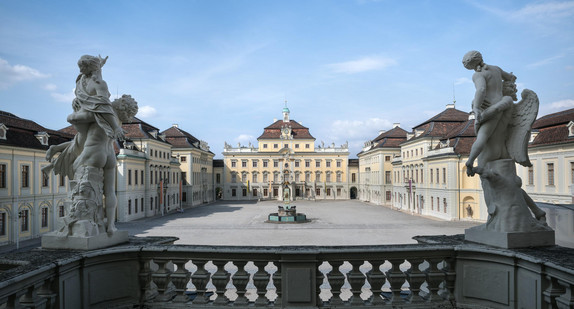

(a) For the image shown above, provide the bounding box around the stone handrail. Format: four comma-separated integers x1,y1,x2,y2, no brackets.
0,236,573,308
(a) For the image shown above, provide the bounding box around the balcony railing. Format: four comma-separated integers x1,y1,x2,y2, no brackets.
0,235,573,308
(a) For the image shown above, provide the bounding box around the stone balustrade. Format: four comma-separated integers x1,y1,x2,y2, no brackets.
0,236,573,308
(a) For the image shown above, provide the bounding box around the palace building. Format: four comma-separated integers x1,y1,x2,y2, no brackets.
222,107,351,201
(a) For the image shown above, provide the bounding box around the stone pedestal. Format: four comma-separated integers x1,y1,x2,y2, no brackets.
42,230,129,250
465,225,555,249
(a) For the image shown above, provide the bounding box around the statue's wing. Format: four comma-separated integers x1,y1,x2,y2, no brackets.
506,89,539,167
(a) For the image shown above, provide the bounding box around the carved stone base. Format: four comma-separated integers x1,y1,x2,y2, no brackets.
465,225,555,249
41,230,129,250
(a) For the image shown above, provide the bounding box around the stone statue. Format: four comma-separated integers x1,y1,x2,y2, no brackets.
462,51,553,247
42,55,137,247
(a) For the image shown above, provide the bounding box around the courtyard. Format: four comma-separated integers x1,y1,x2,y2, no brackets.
118,200,481,246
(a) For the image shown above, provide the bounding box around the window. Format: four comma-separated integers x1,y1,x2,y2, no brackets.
273,188,278,197
547,163,555,186
141,171,144,184
326,161,331,168
231,161,237,168
252,161,258,168
21,165,29,188
59,174,65,187
141,198,144,212
128,200,132,214
316,161,321,168
437,197,440,212
274,144,278,149
0,164,5,188
41,207,48,228
336,173,342,183
252,173,258,183
273,161,279,168
274,173,279,182
305,144,310,149
0,212,5,236
263,144,268,149
242,161,247,168
232,189,236,197
59,205,65,217
443,168,446,184
326,173,331,183
305,173,311,182
337,188,342,196
135,199,138,213
264,188,268,196
431,197,434,210
295,144,299,149
385,171,391,184
386,191,391,201
528,166,534,185
436,168,439,184
253,188,258,197
241,173,247,182
263,173,268,183
326,188,331,196
305,161,310,168
42,171,49,187
231,174,237,183
216,173,221,184
263,161,268,168
128,170,132,185
444,198,447,213
295,173,300,182
242,188,247,196
420,169,423,183
20,209,29,232
430,169,433,183
352,173,356,183
295,161,300,168
571,162,574,184
284,144,289,149
316,188,321,196
385,156,391,161
135,170,138,185
181,156,187,162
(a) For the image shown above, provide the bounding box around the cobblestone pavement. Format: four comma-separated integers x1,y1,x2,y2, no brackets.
117,200,481,246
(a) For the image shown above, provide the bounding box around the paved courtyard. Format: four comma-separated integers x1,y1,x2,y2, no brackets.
118,200,481,246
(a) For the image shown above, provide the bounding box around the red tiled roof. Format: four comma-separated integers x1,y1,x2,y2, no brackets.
435,120,477,155
258,120,315,140
162,126,200,148
533,108,574,129
530,108,574,147
414,108,469,128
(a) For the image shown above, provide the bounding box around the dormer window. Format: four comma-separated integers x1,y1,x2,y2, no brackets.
568,121,574,137
159,134,166,142
0,123,7,140
529,130,540,143
35,132,50,146
149,130,158,138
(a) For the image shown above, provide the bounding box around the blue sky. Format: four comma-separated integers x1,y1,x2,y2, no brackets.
1,0,573,158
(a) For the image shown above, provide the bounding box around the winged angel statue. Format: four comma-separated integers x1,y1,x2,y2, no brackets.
462,51,551,233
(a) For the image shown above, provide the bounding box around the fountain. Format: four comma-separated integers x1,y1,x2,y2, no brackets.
267,182,308,223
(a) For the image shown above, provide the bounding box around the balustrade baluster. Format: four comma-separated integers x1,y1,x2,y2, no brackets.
404,258,426,304
347,260,366,306
190,260,210,305
19,283,46,308
211,260,231,305
543,276,565,308
385,259,406,305
252,261,271,306
326,260,346,306
151,259,175,302
272,262,282,307
139,259,158,302
37,277,57,309
424,258,445,303
171,259,191,303
232,260,250,306
366,260,386,306
556,279,574,309
441,257,456,302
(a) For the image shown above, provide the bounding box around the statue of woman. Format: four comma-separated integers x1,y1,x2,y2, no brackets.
45,55,137,235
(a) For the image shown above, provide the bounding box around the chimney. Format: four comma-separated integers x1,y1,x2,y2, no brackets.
468,113,476,120
446,103,456,109
393,123,400,128
273,118,277,122
172,124,179,128
379,130,386,135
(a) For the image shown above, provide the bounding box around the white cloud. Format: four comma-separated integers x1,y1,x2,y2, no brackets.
327,56,397,74
527,54,565,68
549,99,574,110
234,134,255,146
0,57,49,89
137,105,158,118
330,118,393,139
43,83,57,91
50,89,75,103
511,1,574,21
454,77,472,85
